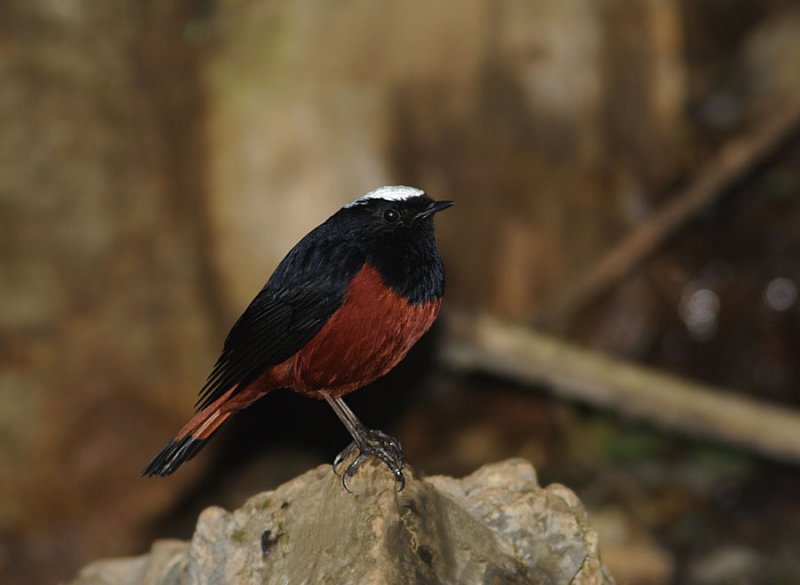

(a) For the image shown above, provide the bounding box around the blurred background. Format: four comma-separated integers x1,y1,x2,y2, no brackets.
2,1,800,584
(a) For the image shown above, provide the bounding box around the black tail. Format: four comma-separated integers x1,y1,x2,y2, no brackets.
142,405,235,477
142,435,212,477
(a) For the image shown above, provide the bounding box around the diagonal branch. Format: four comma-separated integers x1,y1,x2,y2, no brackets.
445,313,800,464
539,103,800,331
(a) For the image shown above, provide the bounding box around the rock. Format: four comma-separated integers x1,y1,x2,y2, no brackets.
68,459,614,585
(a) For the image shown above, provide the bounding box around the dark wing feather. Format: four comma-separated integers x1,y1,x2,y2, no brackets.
194,226,364,411
194,287,339,410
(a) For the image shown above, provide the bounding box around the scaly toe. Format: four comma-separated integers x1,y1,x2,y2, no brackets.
341,453,368,492
332,442,357,475
332,430,407,491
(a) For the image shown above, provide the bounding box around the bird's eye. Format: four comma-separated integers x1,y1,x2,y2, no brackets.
383,209,400,223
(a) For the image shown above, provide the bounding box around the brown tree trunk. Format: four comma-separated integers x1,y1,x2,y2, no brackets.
0,2,219,583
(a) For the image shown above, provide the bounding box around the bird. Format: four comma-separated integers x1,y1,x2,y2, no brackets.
143,185,453,490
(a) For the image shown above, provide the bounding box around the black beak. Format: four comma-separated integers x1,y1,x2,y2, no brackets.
415,199,455,221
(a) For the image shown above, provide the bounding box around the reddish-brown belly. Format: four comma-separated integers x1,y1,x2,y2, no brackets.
285,263,441,397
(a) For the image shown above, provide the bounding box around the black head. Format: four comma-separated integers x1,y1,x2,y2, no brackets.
331,185,453,302
335,186,454,241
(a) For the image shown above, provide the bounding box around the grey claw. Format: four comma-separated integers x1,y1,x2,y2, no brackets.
332,429,406,491
394,469,406,492
333,443,356,474
342,453,367,493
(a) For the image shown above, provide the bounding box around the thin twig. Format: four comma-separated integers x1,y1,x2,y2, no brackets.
538,103,800,331
444,314,800,464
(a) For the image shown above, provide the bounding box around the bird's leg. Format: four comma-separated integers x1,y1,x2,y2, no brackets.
324,395,405,492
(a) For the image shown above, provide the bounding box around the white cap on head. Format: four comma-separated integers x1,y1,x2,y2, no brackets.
345,185,425,208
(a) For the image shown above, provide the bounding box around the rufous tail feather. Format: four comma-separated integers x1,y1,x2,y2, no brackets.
142,391,236,477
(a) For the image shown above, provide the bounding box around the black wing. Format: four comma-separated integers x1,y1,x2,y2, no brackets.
195,228,365,411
